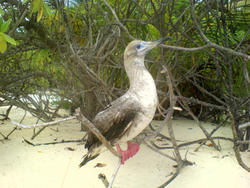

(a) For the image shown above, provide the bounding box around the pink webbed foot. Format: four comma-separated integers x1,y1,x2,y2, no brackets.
116,141,140,164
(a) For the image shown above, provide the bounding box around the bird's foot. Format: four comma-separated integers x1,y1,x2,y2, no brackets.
116,141,140,164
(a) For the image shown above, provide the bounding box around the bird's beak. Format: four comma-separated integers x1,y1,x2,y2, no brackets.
152,37,170,47
143,37,169,54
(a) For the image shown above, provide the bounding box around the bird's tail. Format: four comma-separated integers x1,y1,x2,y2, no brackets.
79,153,99,168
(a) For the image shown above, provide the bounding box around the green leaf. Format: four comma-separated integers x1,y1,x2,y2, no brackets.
40,49,49,56
0,8,4,16
0,32,17,45
31,0,41,13
37,5,43,22
22,0,29,4
0,34,7,53
0,17,3,25
43,3,52,17
147,24,160,39
0,19,11,33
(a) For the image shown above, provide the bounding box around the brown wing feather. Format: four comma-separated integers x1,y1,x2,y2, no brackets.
85,97,140,150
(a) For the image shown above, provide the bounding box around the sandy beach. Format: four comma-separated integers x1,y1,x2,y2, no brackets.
0,106,249,188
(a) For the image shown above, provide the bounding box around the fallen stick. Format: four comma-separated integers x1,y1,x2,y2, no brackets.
98,174,109,188
238,122,250,129
23,138,82,146
10,116,76,128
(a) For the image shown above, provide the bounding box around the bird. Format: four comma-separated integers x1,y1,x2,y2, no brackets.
79,37,168,167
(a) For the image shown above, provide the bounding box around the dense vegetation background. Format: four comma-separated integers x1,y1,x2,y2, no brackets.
0,0,249,172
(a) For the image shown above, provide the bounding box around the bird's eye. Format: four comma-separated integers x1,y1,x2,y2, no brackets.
136,44,144,50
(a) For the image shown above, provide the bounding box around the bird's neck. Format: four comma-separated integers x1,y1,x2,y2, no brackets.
125,57,156,92
124,56,158,111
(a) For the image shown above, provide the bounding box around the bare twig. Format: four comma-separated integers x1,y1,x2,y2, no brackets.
229,110,250,172
158,171,179,188
108,159,122,188
144,141,177,162
152,136,233,150
0,131,6,139
5,126,18,139
98,174,109,188
178,96,226,110
238,122,250,130
176,90,221,151
2,105,12,120
98,160,122,188
161,44,210,51
103,0,135,40
163,65,183,169
184,76,227,106
10,116,76,128
31,126,46,140
23,138,82,146
9,115,77,140
237,140,250,144
9,9,28,35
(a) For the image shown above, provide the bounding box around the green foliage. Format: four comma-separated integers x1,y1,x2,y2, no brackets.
0,7,4,15
0,18,16,53
28,0,52,22
0,32,16,45
0,19,11,32
0,34,7,53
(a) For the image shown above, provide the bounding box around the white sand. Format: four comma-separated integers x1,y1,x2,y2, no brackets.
0,106,249,188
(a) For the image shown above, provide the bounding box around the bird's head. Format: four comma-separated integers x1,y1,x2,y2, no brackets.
124,37,169,60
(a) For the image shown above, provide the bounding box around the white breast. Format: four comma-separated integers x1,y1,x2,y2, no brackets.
131,67,158,109
119,68,158,143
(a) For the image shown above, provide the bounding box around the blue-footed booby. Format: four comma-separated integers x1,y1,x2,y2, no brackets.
79,38,168,167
